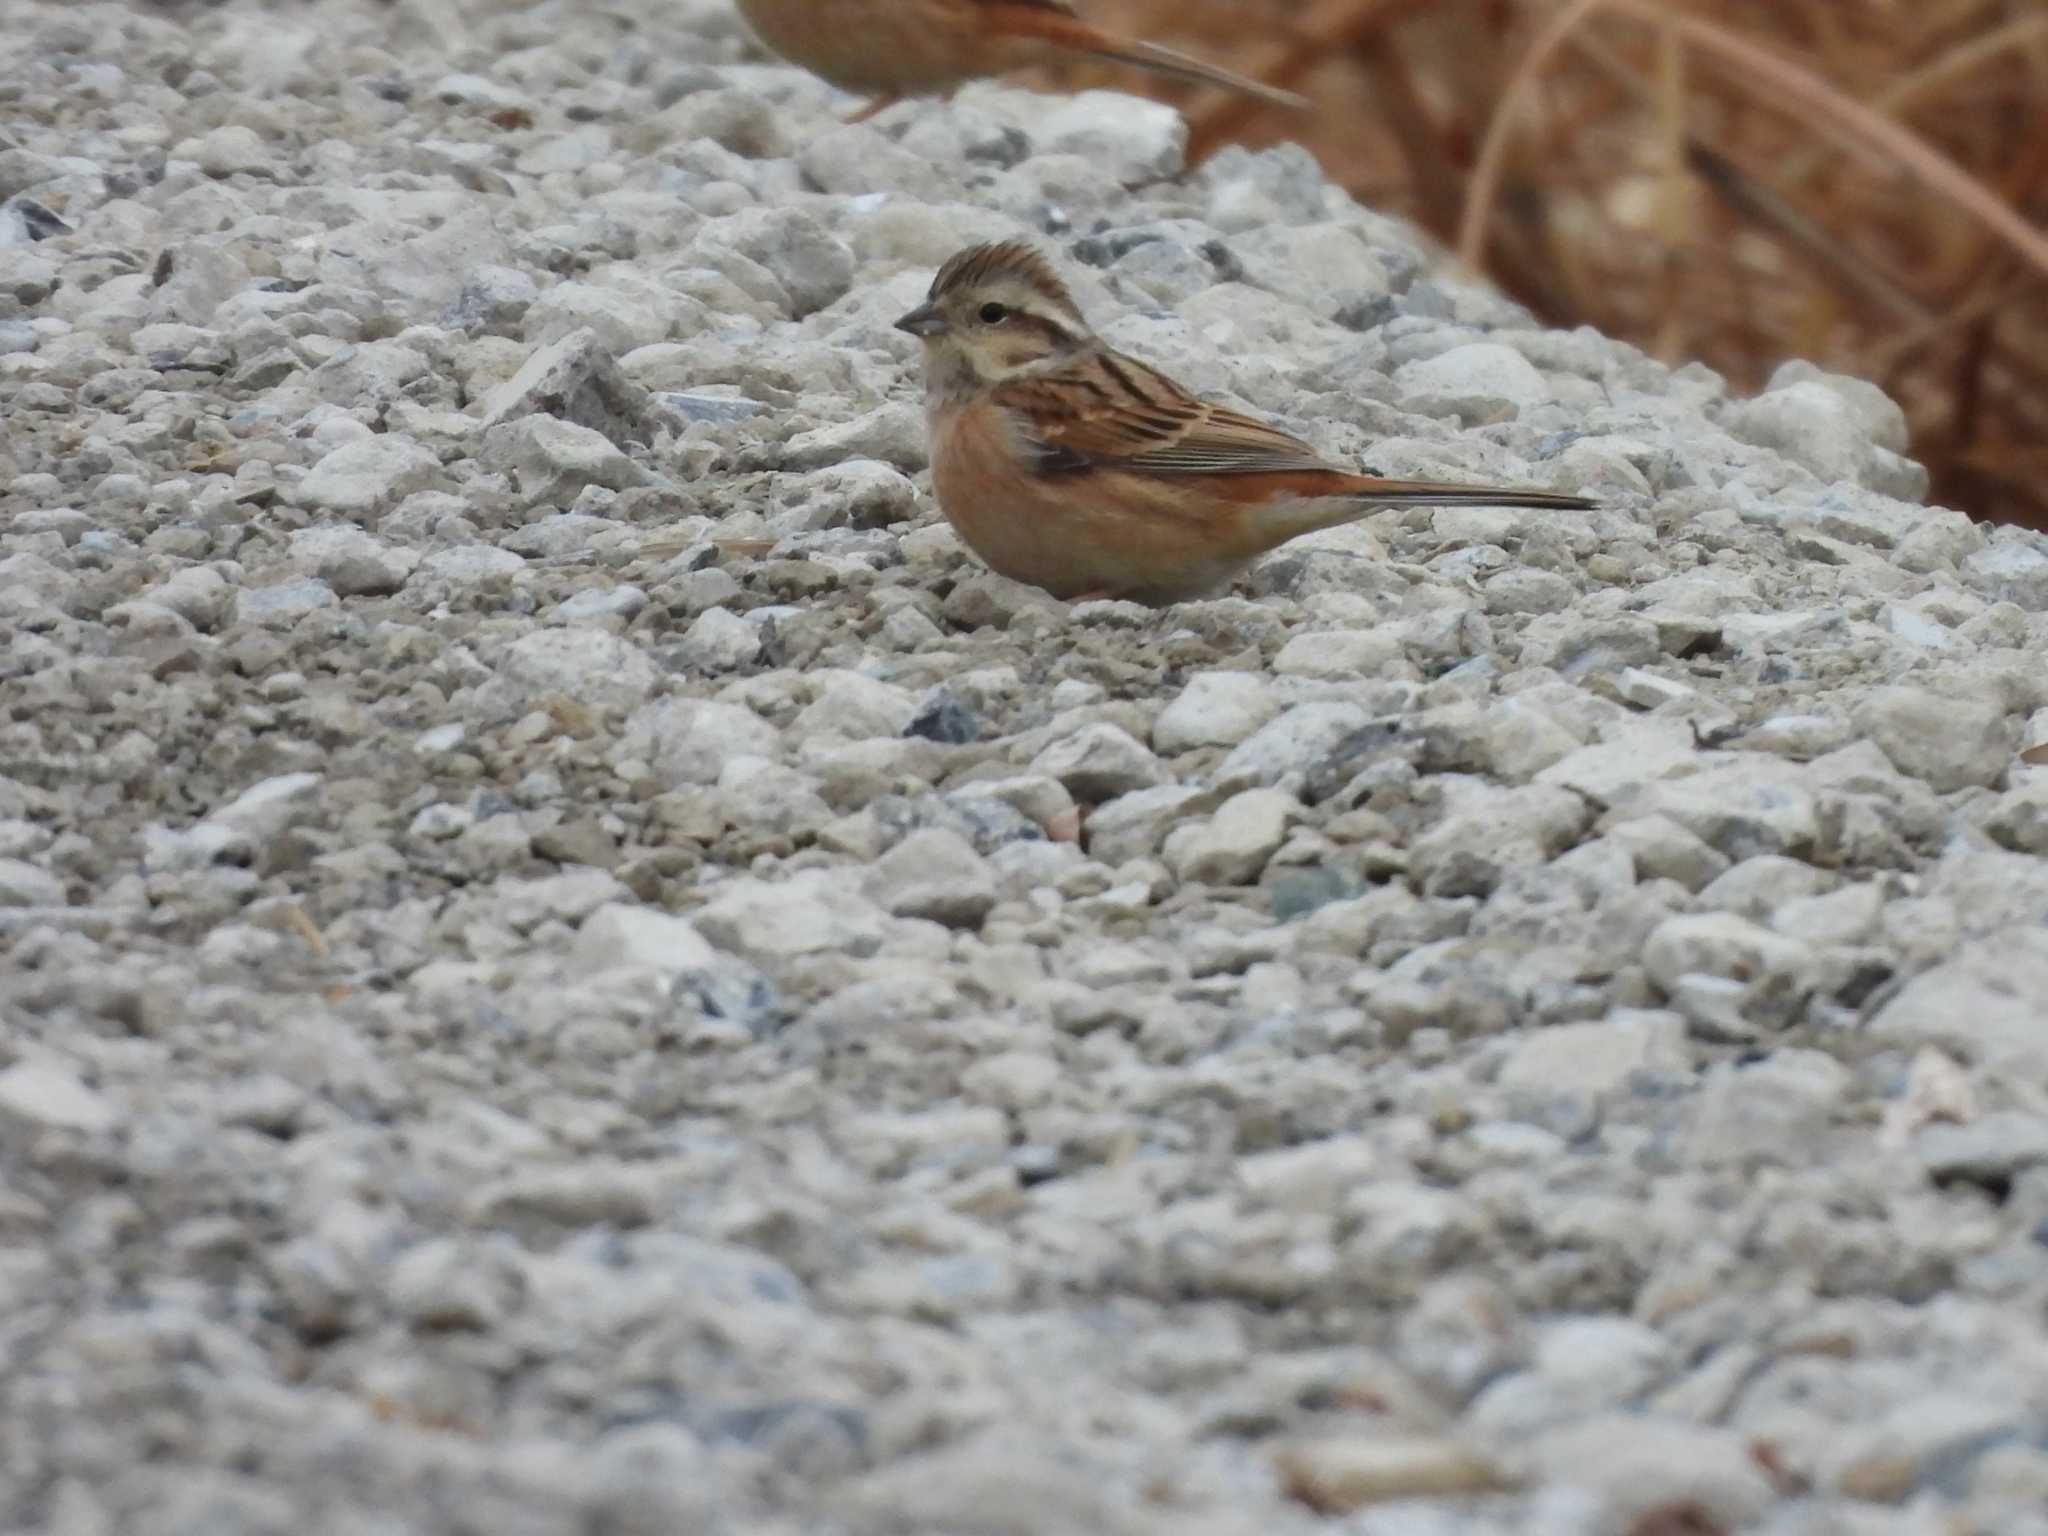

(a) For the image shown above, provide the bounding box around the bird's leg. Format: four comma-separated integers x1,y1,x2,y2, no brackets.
844,93,901,124
845,85,959,125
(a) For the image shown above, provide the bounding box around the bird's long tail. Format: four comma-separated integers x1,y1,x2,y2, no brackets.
1080,36,1308,109
1338,481,1597,511
1256,477,1596,547
995,6,1308,109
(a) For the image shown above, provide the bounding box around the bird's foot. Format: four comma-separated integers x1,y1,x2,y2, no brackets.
844,93,901,124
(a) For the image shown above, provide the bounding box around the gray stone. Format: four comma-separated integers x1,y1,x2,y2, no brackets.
690,207,855,318
1495,1011,1691,1099
794,672,919,741
0,1060,116,1134
1272,629,1403,680
1083,784,1217,864
1615,759,1821,860
0,857,65,906
865,828,997,927
1603,814,1729,891
673,607,762,672
1523,1415,1776,1529
779,402,928,474
1642,911,1813,992
1033,92,1186,184
441,263,540,336
615,697,780,784
1396,341,1552,417
1684,1049,1849,1166
1152,671,1280,755
694,869,888,963
1409,781,1589,898
1916,1112,2048,1186
1031,723,1166,801
1728,378,1927,498
573,902,718,977
288,525,417,596
1767,360,1910,451
1984,779,2048,855
499,629,660,715
1961,535,2048,612
298,435,443,517
481,414,650,505
1161,788,1298,885
1854,686,2012,792
476,326,664,445
1871,934,2048,1074
172,123,274,177
1214,701,1373,792
769,460,919,533
235,577,338,628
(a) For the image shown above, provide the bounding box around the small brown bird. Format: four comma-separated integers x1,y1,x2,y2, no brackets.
734,0,1305,120
895,241,1597,604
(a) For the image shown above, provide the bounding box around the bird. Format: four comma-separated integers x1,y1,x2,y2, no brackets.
893,240,1598,605
732,0,1306,121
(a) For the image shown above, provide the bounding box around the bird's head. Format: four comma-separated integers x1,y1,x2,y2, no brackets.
895,240,1091,388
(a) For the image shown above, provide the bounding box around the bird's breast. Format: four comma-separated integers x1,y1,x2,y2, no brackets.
926,400,1260,602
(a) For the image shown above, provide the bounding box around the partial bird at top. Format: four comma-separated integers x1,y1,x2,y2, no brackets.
733,0,1305,121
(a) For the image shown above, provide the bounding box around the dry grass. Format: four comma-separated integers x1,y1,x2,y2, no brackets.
1046,0,2048,530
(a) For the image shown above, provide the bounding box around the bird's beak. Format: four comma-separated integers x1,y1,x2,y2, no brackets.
894,304,948,339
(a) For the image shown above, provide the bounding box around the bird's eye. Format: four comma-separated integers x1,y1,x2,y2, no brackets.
978,302,1009,324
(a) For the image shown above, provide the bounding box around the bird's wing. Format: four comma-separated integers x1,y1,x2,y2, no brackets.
975,0,1081,14
992,348,1336,477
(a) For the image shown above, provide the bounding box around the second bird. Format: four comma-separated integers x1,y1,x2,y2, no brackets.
896,242,1598,605
734,0,1305,118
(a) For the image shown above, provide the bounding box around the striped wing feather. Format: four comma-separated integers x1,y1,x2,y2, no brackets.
996,347,1596,512
994,350,1335,477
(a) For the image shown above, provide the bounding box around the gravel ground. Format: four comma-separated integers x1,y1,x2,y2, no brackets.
7,2,2048,1532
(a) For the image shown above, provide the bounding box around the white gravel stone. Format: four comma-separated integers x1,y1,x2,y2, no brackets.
1083,784,1217,863
1395,342,1552,418
1522,1415,1775,1530
1871,935,2048,1074
0,857,65,906
235,577,338,627
1151,671,1280,755
1728,376,1928,498
1495,1011,1690,1099
1642,910,1814,992
865,827,998,927
481,414,649,505
1854,685,2013,792
1030,723,1166,801
689,206,856,318
674,606,762,672
1213,701,1372,791
1272,629,1403,680
572,902,718,977
0,1061,117,1135
694,869,888,963
1161,787,1298,885
297,435,443,516
498,629,661,715
794,671,919,740
615,697,780,784
172,123,274,177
